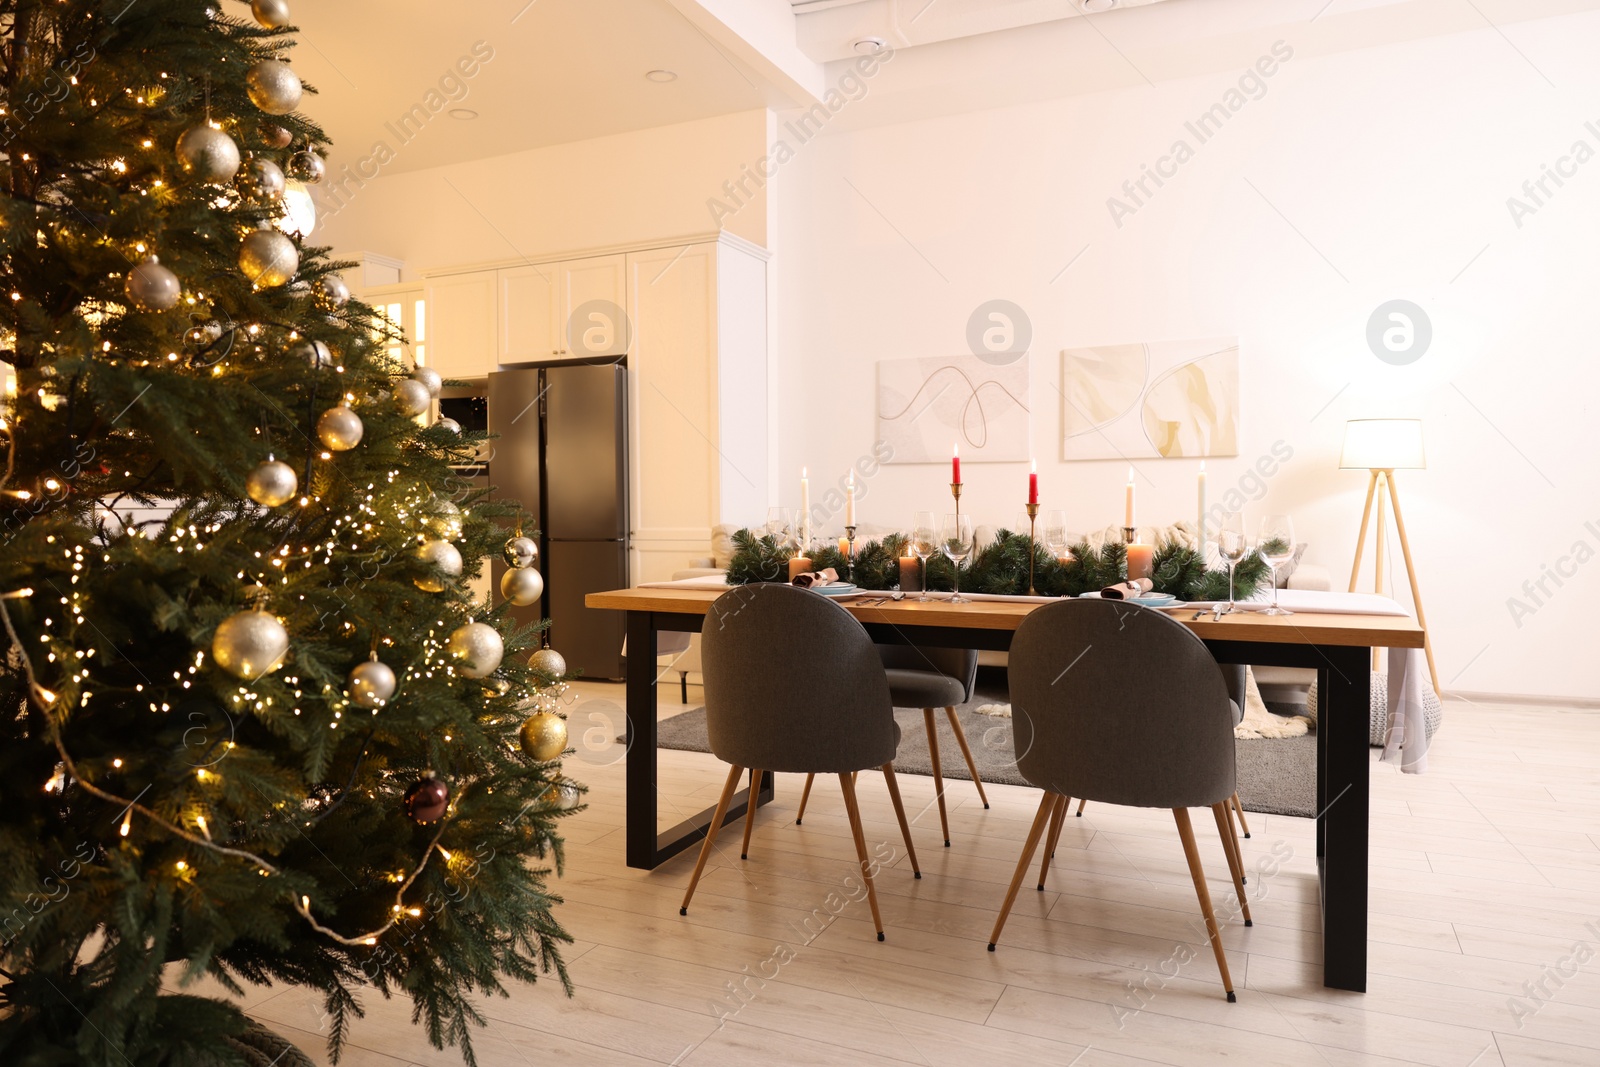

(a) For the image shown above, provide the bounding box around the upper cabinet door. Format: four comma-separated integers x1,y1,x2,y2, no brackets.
558,254,628,358
498,263,559,364
423,271,496,379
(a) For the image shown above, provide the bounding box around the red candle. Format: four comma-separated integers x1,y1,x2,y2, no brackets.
951,443,961,485
1027,459,1038,505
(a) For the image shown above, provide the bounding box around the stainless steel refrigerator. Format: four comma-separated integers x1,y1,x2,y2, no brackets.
487,363,628,681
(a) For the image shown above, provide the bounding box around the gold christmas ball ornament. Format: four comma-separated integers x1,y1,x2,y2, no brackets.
446,621,503,679
239,226,299,288
410,365,443,398
294,339,333,369
394,378,432,418
500,565,543,606
212,610,289,680
347,656,397,709
245,456,298,507
485,676,513,698
125,256,181,311
413,539,463,592
287,149,325,184
519,711,568,762
317,403,364,451
503,536,538,569
529,647,567,679
236,156,286,201
318,274,350,307
251,0,291,27
246,59,303,115
176,124,241,183
424,500,462,540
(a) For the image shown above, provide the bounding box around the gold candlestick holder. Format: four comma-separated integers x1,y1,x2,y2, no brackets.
1026,501,1040,595
1123,525,1136,544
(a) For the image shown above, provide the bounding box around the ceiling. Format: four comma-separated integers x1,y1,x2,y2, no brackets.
285,0,780,176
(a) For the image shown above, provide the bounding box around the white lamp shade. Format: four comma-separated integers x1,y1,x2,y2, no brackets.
1340,419,1425,470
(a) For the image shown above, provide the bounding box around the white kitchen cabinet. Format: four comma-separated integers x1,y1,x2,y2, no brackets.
558,254,628,357
497,263,557,364
422,271,496,379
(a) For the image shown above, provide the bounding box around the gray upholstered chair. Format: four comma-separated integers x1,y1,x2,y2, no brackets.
988,599,1251,1002
794,644,988,848
678,583,921,942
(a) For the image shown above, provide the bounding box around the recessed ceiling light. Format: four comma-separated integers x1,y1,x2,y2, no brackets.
1081,0,1117,11
645,69,677,83
852,36,886,56
448,108,478,120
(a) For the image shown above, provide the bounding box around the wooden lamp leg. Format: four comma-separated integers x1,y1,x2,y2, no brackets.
945,706,990,809
880,763,921,879
1174,807,1236,1001
681,764,744,916
839,772,886,941
988,792,1056,951
739,769,762,860
1347,469,1380,593
1385,473,1442,695
796,773,814,824
923,708,951,847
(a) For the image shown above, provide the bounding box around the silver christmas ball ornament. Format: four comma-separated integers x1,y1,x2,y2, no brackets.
236,156,286,201
446,621,504,679
437,417,461,434
287,149,325,184
246,59,303,115
316,403,364,451
394,378,431,417
347,656,397,709
529,647,567,678
500,566,543,606
212,610,289,680
239,227,299,288
410,366,443,398
318,274,350,307
294,339,333,369
413,539,463,592
250,0,291,28
425,500,462,540
125,255,181,311
503,536,538,569
245,456,298,507
175,124,241,183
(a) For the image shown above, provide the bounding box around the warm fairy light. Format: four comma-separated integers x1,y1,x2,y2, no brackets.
120,811,132,837
112,758,123,768
175,860,188,872
406,907,422,917
195,769,210,781
437,847,454,862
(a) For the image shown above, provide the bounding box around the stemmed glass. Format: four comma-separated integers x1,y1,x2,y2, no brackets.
911,511,938,602
940,513,975,604
1044,509,1069,563
766,507,796,550
1218,511,1250,616
1258,514,1296,616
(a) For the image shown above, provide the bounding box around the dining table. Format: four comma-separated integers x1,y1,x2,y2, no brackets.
584,584,1426,993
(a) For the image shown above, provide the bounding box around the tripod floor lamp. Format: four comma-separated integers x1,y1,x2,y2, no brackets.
1341,418,1440,693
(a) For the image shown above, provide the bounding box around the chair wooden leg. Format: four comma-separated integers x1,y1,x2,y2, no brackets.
1075,798,1086,817
945,706,990,809
740,769,762,860
988,792,1056,951
880,763,921,879
1174,807,1236,1001
1222,796,1247,884
795,773,814,825
1037,794,1069,891
839,772,886,941
1231,792,1251,838
1211,802,1253,926
923,708,950,847
681,764,743,916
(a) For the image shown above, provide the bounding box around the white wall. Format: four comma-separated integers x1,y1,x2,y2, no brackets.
317,109,769,272
768,13,1600,700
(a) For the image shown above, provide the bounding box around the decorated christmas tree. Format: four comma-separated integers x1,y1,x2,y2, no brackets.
0,1,576,1063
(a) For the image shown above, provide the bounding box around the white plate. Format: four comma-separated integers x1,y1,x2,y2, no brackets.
809,582,859,597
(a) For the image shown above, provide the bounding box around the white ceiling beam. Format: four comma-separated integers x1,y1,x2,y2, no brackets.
662,0,828,106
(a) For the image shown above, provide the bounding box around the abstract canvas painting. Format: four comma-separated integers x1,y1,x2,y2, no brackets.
876,354,1031,463
1060,338,1239,460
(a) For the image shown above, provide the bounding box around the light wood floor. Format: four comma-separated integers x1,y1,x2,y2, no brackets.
214,685,1600,1067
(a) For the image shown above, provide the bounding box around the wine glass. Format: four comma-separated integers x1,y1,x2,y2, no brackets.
765,507,795,551
940,513,975,604
1044,509,1069,563
911,511,938,602
1218,511,1250,616
1258,514,1296,616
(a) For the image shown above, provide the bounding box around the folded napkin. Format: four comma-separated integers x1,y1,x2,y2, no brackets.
791,568,840,588
1100,579,1154,600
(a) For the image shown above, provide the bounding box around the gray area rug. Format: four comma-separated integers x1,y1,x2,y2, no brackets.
650,695,1317,819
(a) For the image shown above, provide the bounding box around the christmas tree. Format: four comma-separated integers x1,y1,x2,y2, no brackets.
0,2,576,1064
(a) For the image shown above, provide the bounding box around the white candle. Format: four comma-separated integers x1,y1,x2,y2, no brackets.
845,470,856,526
800,466,810,546
1124,466,1135,529
1197,461,1207,547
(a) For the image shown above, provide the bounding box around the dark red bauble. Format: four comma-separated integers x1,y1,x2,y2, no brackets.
403,775,449,824
263,125,293,149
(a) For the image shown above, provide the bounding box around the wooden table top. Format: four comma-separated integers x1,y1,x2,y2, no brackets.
585,587,1426,649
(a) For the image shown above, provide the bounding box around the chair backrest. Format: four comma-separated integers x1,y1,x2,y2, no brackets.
1008,599,1235,808
876,644,978,702
701,584,898,773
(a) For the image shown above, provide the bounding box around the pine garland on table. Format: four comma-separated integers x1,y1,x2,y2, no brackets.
724,527,1274,601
